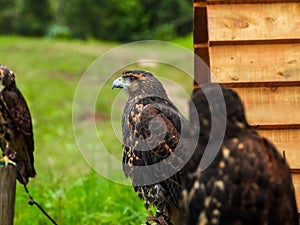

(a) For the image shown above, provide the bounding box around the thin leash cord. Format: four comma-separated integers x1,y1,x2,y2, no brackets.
17,170,58,225
22,184,58,225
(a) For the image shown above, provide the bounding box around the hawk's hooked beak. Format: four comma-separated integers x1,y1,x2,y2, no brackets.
112,77,124,89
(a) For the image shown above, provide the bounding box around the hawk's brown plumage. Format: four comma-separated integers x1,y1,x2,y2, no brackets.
113,70,190,224
182,84,299,225
0,65,35,185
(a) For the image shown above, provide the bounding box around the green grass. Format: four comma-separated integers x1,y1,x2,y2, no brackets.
171,33,193,50
0,35,193,224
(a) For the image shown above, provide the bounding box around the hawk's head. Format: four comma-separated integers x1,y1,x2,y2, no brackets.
112,70,167,99
0,64,15,88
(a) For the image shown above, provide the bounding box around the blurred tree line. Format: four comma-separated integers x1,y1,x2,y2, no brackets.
0,0,192,42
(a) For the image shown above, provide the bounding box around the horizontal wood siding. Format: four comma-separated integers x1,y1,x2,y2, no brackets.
207,3,300,42
292,173,300,211
194,0,300,213
233,87,300,126
210,44,300,84
207,0,300,4
258,129,300,168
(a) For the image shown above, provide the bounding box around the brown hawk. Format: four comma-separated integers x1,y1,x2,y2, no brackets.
0,65,35,185
112,70,193,225
182,84,299,225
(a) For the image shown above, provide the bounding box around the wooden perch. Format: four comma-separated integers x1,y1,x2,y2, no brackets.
0,165,16,225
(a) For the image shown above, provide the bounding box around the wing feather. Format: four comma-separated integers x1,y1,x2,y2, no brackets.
1,86,34,152
122,97,185,207
0,85,35,184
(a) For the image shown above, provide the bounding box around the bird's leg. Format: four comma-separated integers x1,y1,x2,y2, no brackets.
146,209,173,225
0,147,16,166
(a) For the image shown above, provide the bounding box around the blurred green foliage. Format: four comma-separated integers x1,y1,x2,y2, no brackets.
18,0,54,36
0,0,192,42
0,0,53,35
0,35,193,224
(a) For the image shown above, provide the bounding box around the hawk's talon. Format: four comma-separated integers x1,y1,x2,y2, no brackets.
0,155,16,166
146,210,173,225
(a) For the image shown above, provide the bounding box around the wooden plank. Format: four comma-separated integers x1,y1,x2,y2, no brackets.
209,39,300,46
222,81,300,88
257,129,300,169
232,87,300,126
292,173,300,213
207,0,300,4
194,1,207,8
0,165,16,225
207,3,300,41
209,44,300,84
253,125,300,130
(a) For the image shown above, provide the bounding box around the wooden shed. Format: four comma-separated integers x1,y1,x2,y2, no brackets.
193,0,300,213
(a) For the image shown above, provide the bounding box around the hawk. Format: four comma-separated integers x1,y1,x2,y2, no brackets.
0,65,35,185
182,84,299,225
112,70,192,225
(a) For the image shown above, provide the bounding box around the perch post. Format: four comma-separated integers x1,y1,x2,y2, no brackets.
0,165,16,225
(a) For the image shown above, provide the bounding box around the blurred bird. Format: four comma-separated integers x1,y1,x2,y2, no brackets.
182,84,299,225
112,70,192,225
0,65,35,185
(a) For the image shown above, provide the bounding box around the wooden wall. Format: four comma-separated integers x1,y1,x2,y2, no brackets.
193,0,300,212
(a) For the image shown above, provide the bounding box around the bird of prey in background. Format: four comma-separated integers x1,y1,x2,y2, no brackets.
0,65,35,185
182,84,299,225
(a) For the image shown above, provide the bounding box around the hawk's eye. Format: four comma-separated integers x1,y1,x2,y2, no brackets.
130,76,136,81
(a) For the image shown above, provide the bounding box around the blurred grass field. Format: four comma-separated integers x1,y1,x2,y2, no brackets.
0,35,193,225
